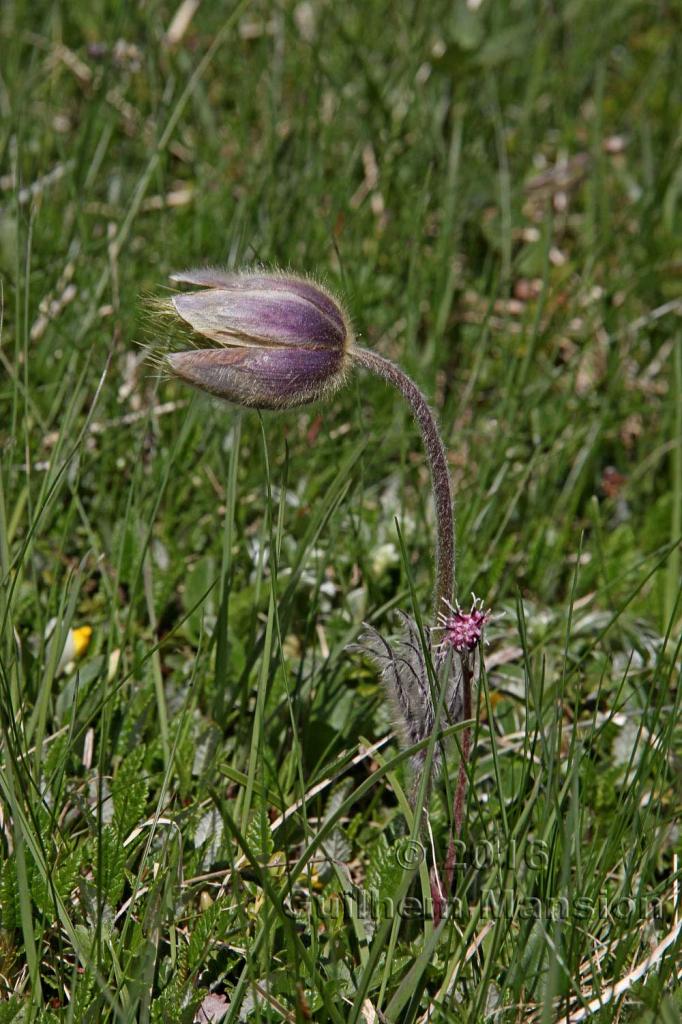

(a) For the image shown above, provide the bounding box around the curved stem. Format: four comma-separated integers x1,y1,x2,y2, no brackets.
350,346,455,616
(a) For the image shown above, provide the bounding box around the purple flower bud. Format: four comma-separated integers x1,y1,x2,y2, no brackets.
434,595,491,654
168,346,345,410
164,269,351,409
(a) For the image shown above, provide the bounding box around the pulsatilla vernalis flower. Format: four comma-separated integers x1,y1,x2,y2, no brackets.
161,266,494,878
165,269,351,409
164,267,456,625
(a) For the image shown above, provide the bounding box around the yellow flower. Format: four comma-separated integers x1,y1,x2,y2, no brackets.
48,622,93,674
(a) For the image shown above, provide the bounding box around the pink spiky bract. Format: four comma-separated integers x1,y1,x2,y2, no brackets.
433,594,491,654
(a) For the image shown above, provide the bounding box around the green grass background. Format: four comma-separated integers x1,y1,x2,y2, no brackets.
0,0,680,1020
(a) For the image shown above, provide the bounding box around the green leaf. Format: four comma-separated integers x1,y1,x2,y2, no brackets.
112,745,149,838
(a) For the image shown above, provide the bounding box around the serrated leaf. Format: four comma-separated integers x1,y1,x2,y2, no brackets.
112,745,149,838
244,805,274,866
89,825,127,908
0,858,19,931
0,996,23,1024
187,901,231,972
365,832,404,905
151,978,198,1024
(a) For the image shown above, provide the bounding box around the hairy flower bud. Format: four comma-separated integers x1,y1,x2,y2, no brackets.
165,269,352,409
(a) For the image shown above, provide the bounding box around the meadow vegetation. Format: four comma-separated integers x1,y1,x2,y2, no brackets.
0,1,680,1020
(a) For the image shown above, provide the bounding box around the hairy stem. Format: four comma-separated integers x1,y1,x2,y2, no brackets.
444,657,473,893
350,346,455,615
352,345,470,886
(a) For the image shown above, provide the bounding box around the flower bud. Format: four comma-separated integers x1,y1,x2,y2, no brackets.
164,269,352,410
434,595,490,653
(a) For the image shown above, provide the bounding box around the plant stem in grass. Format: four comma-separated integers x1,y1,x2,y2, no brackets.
350,346,455,617
445,659,473,893
351,344,475,903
